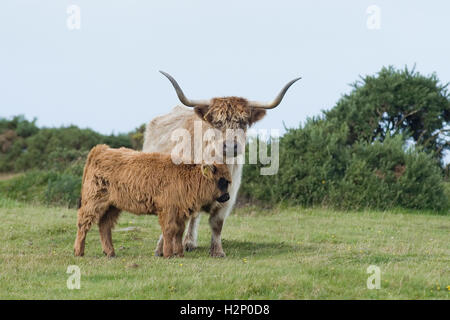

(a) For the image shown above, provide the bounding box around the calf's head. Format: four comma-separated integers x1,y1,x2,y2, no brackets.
160,71,301,159
201,163,232,203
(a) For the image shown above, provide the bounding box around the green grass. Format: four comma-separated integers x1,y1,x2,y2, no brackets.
0,200,448,299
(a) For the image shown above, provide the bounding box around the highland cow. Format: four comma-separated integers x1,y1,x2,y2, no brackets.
73,144,231,258
143,71,300,257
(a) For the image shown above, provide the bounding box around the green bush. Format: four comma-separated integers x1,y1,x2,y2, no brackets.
0,169,82,208
0,115,145,207
0,115,38,138
45,173,81,208
329,136,448,211
241,66,449,212
325,66,450,164
0,115,136,173
241,120,449,212
0,170,54,203
46,148,87,172
241,118,350,205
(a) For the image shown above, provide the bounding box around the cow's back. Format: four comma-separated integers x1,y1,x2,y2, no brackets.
143,105,195,154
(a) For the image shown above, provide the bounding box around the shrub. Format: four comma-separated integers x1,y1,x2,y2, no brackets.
240,120,449,212
0,116,145,207
45,173,81,208
241,118,350,206
129,124,146,150
46,148,87,172
0,115,136,173
325,66,450,164
329,135,448,210
0,169,82,208
0,170,54,203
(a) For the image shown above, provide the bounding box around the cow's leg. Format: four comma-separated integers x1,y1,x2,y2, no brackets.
98,206,121,258
183,215,201,251
155,213,166,257
154,234,164,257
209,210,226,257
207,163,242,257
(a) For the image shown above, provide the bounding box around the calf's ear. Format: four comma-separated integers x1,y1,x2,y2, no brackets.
201,164,215,179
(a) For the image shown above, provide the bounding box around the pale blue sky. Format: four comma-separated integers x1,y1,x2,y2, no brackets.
1,1,449,137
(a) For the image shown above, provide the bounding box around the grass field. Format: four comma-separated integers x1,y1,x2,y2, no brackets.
0,197,449,299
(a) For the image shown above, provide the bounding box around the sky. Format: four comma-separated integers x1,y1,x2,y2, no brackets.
1,0,449,138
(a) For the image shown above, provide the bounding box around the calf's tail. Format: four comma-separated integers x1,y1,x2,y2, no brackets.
79,144,109,209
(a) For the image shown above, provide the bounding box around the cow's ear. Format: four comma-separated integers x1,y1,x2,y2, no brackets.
194,105,210,121
249,109,267,126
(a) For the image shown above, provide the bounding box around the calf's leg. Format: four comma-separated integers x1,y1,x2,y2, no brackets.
158,214,173,257
74,200,109,257
160,209,183,258
173,217,187,257
98,206,121,258
156,213,187,257
74,207,95,257
162,227,175,258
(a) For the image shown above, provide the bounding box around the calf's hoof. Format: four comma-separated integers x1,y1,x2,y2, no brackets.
104,251,115,258
163,252,184,258
74,249,84,257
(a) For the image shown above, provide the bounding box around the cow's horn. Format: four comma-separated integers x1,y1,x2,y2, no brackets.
247,77,301,109
160,71,210,107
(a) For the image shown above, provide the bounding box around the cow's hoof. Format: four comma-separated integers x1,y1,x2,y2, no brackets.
210,250,226,258
184,241,197,252
154,251,163,257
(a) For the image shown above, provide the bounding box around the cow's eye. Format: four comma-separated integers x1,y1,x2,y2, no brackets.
235,120,246,129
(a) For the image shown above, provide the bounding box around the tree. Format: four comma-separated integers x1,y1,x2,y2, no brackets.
325,66,450,164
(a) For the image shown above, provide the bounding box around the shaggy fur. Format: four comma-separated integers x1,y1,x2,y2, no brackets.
73,144,231,258
144,72,298,257
143,100,266,257
194,97,267,130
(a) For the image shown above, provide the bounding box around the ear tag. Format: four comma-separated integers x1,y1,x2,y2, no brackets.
202,165,210,177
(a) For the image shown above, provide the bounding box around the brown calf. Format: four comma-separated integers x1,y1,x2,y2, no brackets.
73,144,231,258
